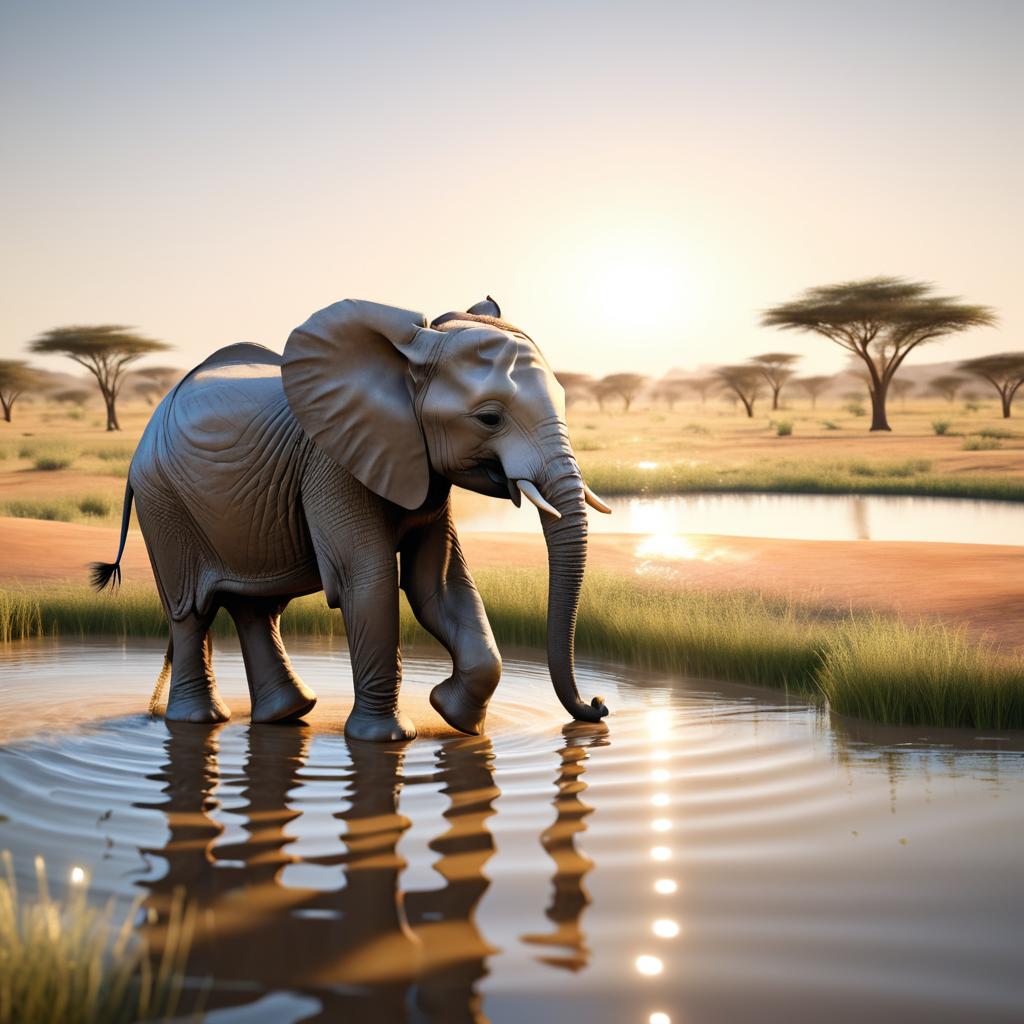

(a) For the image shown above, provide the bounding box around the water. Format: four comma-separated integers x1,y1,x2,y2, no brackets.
2,640,1024,1022
454,491,1024,546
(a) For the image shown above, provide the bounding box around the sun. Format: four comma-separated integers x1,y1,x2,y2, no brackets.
577,231,694,333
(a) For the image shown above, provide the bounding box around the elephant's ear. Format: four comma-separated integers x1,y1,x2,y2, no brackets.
467,295,501,317
282,300,435,510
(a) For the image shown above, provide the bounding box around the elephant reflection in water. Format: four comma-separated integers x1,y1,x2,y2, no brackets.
521,723,609,971
136,722,599,1021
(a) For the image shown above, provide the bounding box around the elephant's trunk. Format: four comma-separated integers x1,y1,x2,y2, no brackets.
537,452,609,723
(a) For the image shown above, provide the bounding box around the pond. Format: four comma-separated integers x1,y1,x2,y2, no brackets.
454,491,1024,546
2,639,1023,1022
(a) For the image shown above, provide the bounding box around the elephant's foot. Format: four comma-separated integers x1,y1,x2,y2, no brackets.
164,679,231,724
344,707,417,742
250,675,318,724
430,678,488,736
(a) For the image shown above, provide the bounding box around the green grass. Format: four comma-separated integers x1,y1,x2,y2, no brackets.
0,852,197,1024
0,495,116,523
932,419,951,436
774,420,794,437
3,573,1023,729
581,457,1024,501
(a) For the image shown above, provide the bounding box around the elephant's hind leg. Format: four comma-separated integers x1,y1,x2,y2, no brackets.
225,597,317,723
165,610,230,724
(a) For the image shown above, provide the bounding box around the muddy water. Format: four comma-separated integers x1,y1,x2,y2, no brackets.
2,640,1024,1023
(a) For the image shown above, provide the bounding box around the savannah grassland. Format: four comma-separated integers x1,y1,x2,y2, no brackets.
1,393,1023,523
1,393,1023,729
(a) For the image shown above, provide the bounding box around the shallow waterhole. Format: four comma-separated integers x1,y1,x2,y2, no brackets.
456,490,1024,546
2,638,1024,1023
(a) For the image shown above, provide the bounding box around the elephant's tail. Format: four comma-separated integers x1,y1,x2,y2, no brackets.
89,482,134,591
148,636,173,716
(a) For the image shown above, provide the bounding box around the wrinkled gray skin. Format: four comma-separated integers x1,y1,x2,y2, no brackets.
96,298,610,741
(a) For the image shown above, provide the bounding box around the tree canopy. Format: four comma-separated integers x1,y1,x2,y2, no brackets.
714,365,763,418
749,352,799,410
762,277,995,431
598,373,648,413
0,359,38,422
959,353,1024,418
793,375,832,408
927,374,968,403
30,325,170,430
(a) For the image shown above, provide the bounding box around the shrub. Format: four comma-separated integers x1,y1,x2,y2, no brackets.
775,420,794,436
821,420,840,431
963,401,982,413
979,428,1014,440
78,494,113,517
843,401,866,417
962,435,1001,451
932,420,951,436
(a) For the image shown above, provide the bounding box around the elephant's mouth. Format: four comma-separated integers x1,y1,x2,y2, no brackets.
446,459,518,502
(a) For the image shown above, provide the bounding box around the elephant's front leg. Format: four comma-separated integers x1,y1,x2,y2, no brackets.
340,568,417,742
400,509,501,735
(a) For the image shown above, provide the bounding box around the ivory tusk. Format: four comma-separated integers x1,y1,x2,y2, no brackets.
583,483,612,514
517,479,561,519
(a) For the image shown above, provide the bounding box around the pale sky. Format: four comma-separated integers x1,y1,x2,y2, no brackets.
2,0,1020,380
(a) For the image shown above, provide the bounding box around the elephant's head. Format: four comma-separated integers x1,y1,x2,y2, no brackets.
281,297,610,724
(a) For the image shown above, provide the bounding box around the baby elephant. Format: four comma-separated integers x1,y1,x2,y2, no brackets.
93,297,610,740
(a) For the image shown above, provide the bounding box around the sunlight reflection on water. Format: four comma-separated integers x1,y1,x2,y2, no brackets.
1,640,1024,1022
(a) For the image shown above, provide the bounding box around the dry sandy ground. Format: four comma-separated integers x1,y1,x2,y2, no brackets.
3,517,1021,650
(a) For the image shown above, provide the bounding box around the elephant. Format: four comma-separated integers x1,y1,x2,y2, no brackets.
91,296,612,741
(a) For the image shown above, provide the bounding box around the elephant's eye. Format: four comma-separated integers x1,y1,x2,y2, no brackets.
475,411,502,428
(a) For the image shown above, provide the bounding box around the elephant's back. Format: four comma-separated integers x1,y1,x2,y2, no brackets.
132,348,316,594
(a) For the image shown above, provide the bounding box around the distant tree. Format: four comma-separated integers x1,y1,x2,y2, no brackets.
686,375,718,406
651,378,689,411
128,365,183,406
52,386,95,407
889,378,916,409
0,359,38,423
29,325,170,431
927,374,968,404
554,371,594,409
762,277,996,432
793,375,832,409
715,365,764,418
959,353,1024,418
750,352,799,410
599,372,648,413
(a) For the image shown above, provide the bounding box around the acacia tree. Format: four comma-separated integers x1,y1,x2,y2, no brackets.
0,359,38,423
750,353,799,410
128,365,183,406
928,374,968,404
793,375,832,409
959,353,1024,418
29,325,170,430
890,378,916,409
686,375,718,405
599,372,648,412
554,371,594,408
651,378,689,411
715,365,764,418
762,278,996,432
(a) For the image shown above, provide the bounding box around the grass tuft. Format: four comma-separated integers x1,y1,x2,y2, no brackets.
0,495,117,523
774,420,794,437
962,435,1001,451
932,419,951,436
3,574,1024,729
0,851,198,1024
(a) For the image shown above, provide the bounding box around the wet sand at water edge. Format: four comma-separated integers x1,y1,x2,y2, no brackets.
2,515,1022,650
